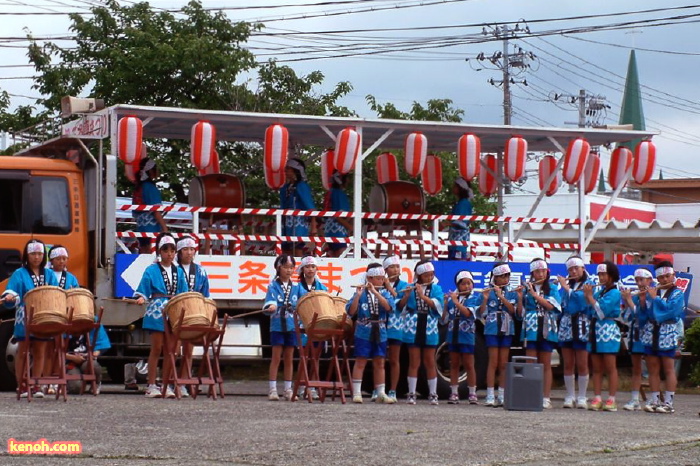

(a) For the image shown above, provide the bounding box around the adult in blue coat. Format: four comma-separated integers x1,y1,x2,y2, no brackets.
280,158,317,256
446,177,474,260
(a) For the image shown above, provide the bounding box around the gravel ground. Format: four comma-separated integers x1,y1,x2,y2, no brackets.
0,382,698,465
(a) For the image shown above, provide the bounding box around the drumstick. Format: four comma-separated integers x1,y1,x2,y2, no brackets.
229,309,267,320
336,287,342,296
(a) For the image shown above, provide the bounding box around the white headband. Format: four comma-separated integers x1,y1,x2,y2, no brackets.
655,266,674,278
139,159,156,181
49,247,68,260
634,269,653,279
566,257,585,269
27,242,44,254
455,177,475,199
530,260,548,272
596,263,607,274
366,266,386,278
416,262,435,276
297,256,318,274
176,237,197,251
158,235,176,250
383,256,400,269
492,264,511,276
456,271,474,284
286,159,306,181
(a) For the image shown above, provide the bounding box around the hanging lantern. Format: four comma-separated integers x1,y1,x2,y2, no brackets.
190,120,216,170
583,152,601,194
608,147,633,190
479,154,498,196
421,154,443,196
264,165,285,190
404,132,427,177
321,149,335,191
264,124,288,173
334,127,360,174
457,133,481,180
563,137,590,184
124,162,138,183
538,155,561,197
198,150,220,176
504,136,527,181
633,140,657,185
117,116,143,165
376,152,399,184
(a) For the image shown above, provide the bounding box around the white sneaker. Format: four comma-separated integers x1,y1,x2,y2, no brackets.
284,388,294,401
563,397,575,409
406,393,417,405
388,390,398,403
495,397,504,408
33,387,45,399
644,401,658,413
309,388,320,400
165,385,176,399
353,394,363,404
179,386,189,398
624,399,641,411
429,393,439,406
576,397,588,410
145,384,162,398
377,393,396,404
268,390,279,401
543,398,552,409
484,395,496,407
19,391,28,399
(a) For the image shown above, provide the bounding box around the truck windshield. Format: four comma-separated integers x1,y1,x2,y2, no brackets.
28,177,71,235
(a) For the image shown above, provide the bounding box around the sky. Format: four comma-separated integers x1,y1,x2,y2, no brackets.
1,0,700,186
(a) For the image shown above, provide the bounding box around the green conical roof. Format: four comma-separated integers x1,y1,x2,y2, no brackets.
618,50,645,151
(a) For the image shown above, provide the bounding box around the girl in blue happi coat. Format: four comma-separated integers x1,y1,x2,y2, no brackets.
583,261,622,412
556,256,593,409
399,260,444,405
383,255,409,403
477,262,520,407
175,235,210,397
620,267,654,411
133,233,188,398
446,178,474,260
1,239,59,397
521,259,561,410
441,270,479,405
323,171,352,258
280,158,317,257
641,261,685,414
263,255,299,401
346,263,395,404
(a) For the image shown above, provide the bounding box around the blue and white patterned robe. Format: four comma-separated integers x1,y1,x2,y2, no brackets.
280,181,315,237
522,283,561,343
2,266,59,339
621,293,651,353
444,293,479,346
263,279,299,333
134,263,189,332
642,287,684,352
345,288,394,343
402,283,444,346
178,262,210,297
558,279,593,344
477,286,519,337
386,279,409,341
587,287,621,354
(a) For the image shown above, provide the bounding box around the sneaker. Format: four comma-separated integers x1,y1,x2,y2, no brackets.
32,387,45,399
309,388,320,400
165,385,176,399
543,398,552,409
468,393,478,405
623,399,641,411
47,385,56,395
429,393,439,405
124,383,140,391
563,397,575,409
179,386,189,398
484,395,496,407
91,383,102,396
370,389,378,402
353,394,363,404
284,388,293,401
145,384,162,398
655,402,675,414
603,398,617,412
388,390,398,403
589,397,603,411
576,397,588,410
19,389,28,399
377,393,395,404
406,393,417,405
448,393,460,404
495,397,504,408
268,390,279,401
644,401,658,413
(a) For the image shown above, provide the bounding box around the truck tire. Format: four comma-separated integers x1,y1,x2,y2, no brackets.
0,321,18,391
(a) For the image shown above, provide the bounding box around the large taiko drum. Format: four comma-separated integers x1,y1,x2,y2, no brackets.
165,292,211,340
188,174,246,209
332,296,352,334
297,291,339,336
25,286,67,337
66,288,95,333
368,181,425,215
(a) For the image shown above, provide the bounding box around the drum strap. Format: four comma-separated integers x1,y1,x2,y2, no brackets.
415,285,431,346
451,296,466,346
589,317,597,352
302,280,316,292
179,263,197,292
58,271,67,289
535,286,546,342
27,267,46,288
368,291,381,343
158,264,178,296
279,279,293,332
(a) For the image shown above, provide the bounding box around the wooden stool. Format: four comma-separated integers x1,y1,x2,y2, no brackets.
64,308,104,396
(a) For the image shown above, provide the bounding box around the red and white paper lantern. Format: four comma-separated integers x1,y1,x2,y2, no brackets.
376,152,399,184
404,132,428,177
563,137,590,184
479,154,498,196
264,165,285,190
583,151,601,194
608,147,633,190
321,149,335,191
422,154,443,196
117,116,143,165
457,133,481,180
504,136,527,181
198,150,220,176
633,140,657,185
538,155,561,197
334,127,361,174
190,120,216,170
264,124,288,174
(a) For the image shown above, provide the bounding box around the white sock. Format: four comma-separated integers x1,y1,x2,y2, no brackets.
564,375,575,399
428,378,437,395
651,391,660,403
353,380,362,396
577,375,589,399
487,387,494,398
469,386,476,396
451,384,459,395
269,380,277,391
376,384,386,396
408,376,417,394
498,387,505,400
665,391,674,404
631,390,639,402
284,380,292,391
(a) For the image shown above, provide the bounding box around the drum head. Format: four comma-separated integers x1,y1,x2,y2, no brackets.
368,184,387,212
188,177,204,206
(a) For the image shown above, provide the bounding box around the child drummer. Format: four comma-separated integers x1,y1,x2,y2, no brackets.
346,263,395,404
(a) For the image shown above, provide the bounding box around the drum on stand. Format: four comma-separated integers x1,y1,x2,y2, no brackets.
297,291,339,338
165,292,211,341
331,296,352,335
25,286,68,337
66,288,96,333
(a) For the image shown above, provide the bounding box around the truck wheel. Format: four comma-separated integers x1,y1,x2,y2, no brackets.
434,341,468,399
0,321,18,391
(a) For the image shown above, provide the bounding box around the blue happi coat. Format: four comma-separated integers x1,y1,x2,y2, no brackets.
52,269,80,290
447,198,473,260
588,286,622,354
522,283,561,343
402,283,444,346
558,279,594,344
263,279,299,333
444,293,479,346
621,293,652,353
178,262,210,297
386,278,410,341
134,263,189,332
642,286,684,352
346,288,394,343
324,188,351,238
477,286,519,337
280,181,315,236
2,266,59,338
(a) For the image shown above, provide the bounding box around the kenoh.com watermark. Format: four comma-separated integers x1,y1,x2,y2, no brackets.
7,438,82,455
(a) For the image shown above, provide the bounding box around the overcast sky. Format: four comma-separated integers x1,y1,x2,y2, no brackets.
2,0,699,184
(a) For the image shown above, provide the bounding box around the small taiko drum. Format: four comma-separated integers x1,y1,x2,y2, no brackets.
25,286,67,337
332,296,352,334
297,291,339,336
368,181,425,215
165,292,211,340
189,174,246,222
66,288,95,332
